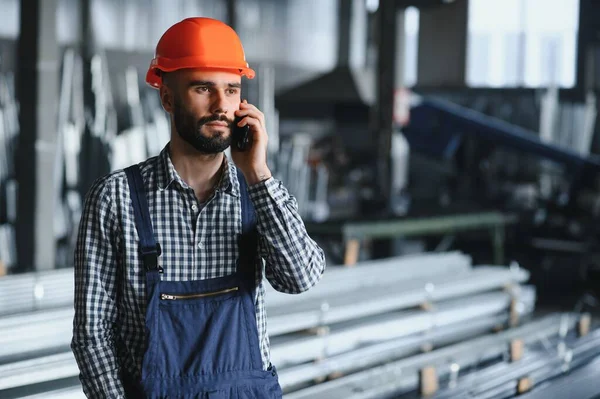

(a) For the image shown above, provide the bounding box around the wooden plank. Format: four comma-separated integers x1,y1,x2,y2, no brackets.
510,339,524,362
420,366,438,397
510,298,520,327
517,376,533,394
579,313,591,337
343,239,360,266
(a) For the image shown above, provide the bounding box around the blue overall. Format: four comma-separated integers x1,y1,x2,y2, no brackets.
124,165,283,399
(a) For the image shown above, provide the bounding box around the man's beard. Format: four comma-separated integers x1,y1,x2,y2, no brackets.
173,97,233,154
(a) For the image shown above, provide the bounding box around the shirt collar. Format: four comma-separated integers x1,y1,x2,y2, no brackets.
155,143,239,197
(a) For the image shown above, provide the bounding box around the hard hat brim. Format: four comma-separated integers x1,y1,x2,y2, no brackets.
145,56,256,89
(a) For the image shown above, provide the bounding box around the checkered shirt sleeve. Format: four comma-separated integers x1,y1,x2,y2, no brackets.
71,175,127,398
249,177,326,293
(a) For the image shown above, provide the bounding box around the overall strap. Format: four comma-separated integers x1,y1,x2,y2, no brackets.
236,168,257,277
124,165,162,273
236,168,256,233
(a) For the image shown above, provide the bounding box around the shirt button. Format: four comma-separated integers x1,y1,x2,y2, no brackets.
191,204,198,211
197,242,203,249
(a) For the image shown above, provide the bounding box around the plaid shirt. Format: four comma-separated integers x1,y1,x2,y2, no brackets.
71,145,325,398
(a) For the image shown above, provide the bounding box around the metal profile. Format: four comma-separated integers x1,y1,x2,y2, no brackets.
0,291,533,393
0,253,534,397
433,329,600,399
267,266,529,336
265,251,473,306
270,289,534,367
0,308,73,360
0,268,74,316
0,352,79,391
0,70,18,272
0,252,472,316
279,314,509,391
518,356,600,399
283,314,579,399
17,387,85,399
0,270,530,362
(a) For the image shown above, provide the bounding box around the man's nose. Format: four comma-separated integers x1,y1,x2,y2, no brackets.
210,91,229,115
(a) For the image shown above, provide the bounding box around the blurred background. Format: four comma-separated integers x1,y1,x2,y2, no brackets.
2,0,600,398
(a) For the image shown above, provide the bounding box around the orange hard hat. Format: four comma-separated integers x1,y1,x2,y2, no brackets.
145,17,255,88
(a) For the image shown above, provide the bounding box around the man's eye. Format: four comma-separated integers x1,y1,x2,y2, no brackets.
196,86,209,92
228,89,238,95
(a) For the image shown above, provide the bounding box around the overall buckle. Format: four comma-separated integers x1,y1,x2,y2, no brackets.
140,243,163,273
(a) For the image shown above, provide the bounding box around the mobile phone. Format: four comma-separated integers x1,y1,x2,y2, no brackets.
231,116,251,151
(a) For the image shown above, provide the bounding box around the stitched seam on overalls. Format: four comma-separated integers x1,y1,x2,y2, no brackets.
146,290,161,376
240,284,257,370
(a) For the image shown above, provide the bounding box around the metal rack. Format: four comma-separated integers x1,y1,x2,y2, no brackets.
433,326,600,399
279,313,509,392
518,355,600,399
0,268,73,316
0,251,472,316
0,288,532,394
283,314,590,399
0,252,536,398
0,254,527,363
266,265,529,336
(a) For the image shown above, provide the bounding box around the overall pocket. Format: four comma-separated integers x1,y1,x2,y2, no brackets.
156,285,255,376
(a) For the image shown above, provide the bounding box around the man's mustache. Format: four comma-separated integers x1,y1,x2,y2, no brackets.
197,114,234,128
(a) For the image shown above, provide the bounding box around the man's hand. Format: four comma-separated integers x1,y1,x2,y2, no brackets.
231,99,272,185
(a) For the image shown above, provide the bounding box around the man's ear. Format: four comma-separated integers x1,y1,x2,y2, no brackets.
159,84,174,114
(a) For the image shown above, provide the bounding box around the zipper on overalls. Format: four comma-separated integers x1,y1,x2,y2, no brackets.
160,287,239,301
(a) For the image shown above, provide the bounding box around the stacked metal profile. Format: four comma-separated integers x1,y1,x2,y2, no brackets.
431,324,600,399
0,69,18,273
0,251,547,398
283,314,600,399
517,355,600,399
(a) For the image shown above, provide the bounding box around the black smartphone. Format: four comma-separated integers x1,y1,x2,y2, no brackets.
231,116,250,151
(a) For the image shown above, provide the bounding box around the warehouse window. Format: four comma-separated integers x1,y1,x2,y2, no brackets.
467,0,579,88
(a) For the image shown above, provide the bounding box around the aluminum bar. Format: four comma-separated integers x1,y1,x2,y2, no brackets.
0,300,532,395
519,356,600,399
0,251,472,315
53,49,76,241
0,265,530,362
0,308,73,360
0,267,533,364
0,286,532,364
15,0,60,272
434,329,600,399
0,268,74,316
266,251,472,306
0,288,533,392
279,314,509,392
18,387,85,399
271,290,532,368
267,266,528,336
0,352,78,391
284,314,579,399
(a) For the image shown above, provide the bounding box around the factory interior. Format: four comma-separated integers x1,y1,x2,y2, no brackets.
2,0,600,398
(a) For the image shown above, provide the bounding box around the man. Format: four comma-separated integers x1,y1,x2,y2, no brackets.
71,17,326,398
